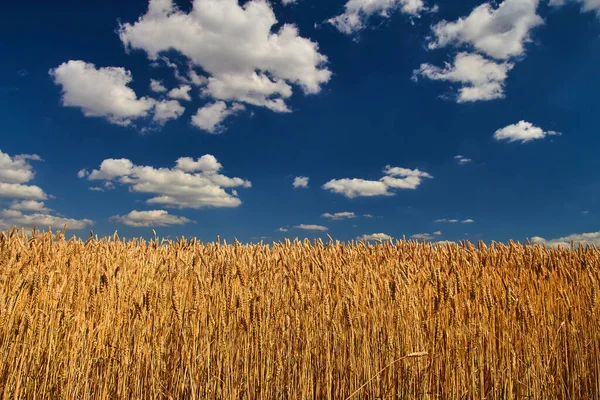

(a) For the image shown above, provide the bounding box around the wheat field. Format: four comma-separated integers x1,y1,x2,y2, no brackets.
0,227,598,399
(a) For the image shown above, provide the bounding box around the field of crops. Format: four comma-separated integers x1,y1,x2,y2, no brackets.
0,227,598,399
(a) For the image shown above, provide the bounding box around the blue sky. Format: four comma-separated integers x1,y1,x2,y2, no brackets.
1,0,599,245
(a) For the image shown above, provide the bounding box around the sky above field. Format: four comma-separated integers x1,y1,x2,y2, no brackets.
1,0,599,245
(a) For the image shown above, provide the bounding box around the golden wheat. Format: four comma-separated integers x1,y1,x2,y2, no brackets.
0,228,599,399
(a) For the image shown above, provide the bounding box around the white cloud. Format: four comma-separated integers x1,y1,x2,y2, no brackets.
150,79,168,93
357,233,393,241
89,186,105,192
157,58,209,87
153,99,185,124
0,150,93,231
278,227,289,232
282,0,297,4
119,0,331,117
110,209,191,227
531,231,600,248
9,200,51,213
494,121,561,143
323,179,392,198
383,166,433,178
81,155,250,209
428,0,543,60
204,73,292,112
433,231,442,235
435,218,461,223
329,0,426,34
549,0,600,16
295,224,328,231
455,155,472,164
462,219,475,223
0,183,47,200
293,176,309,188
191,101,245,133
413,52,514,102
0,151,41,184
50,60,157,126
0,210,93,231
167,85,192,101
0,150,47,200
411,233,435,240
89,159,134,180
175,155,222,173
381,165,433,190
323,165,432,198
322,212,356,220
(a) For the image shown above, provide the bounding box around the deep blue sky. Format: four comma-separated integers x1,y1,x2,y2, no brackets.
1,0,599,245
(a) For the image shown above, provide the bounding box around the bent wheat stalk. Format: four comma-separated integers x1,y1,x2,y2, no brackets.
344,351,429,400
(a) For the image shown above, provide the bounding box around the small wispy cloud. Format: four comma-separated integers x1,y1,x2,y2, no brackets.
295,224,328,231
293,176,309,188
321,212,356,220
435,218,473,223
454,155,472,164
494,121,561,143
357,233,393,242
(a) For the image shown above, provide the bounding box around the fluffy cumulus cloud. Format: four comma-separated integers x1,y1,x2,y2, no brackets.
80,155,251,209
413,52,514,102
322,212,356,220
0,152,41,184
549,0,600,16
153,100,185,124
50,60,160,126
10,200,51,213
191,102,245,133
167,85,192,101
110,210,191,227
175,155,222,172
0,210,93,231
329,0,426,34
0,150,47,200
418,0,543,102
118,0,331,121
494,121,561,143
150,79,168,93
295,224,329,231
357,233,393,241
293,176,309,188
0,184,47,200
531,232,600,248
323,165,432,198
428,0,543,60
323,179,391,198
0,150,92,231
